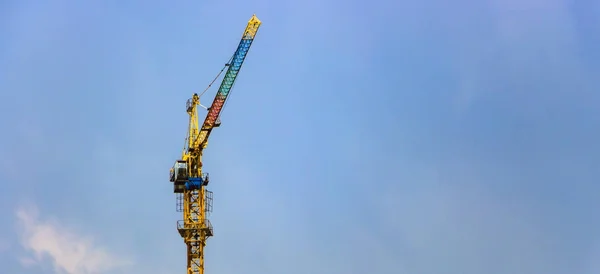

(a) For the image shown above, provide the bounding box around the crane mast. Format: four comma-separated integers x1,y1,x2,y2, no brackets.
168,14,261,274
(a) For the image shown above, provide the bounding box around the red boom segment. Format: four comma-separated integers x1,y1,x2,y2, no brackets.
204,94,226,128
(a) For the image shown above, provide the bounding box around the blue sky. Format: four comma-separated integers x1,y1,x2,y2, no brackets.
1,0,599,273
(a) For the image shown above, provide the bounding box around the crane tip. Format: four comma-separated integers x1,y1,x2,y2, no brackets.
249,14,261,25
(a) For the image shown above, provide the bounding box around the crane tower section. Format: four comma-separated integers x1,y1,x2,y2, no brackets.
168,14,261,274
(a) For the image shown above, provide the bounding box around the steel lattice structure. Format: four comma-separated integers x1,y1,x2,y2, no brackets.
169,14,261,274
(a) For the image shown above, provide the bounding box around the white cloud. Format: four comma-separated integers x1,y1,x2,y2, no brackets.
15,204,132,274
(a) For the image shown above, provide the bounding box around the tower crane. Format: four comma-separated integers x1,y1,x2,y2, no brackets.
169,14,261,274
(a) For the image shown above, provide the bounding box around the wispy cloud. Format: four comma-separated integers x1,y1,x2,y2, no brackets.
581,240,600,274
454,0,592,112
0,238,8,253
15,204,132,274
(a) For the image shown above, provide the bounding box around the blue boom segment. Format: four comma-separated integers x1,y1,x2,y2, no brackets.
202,38,255,130
201,14,261,131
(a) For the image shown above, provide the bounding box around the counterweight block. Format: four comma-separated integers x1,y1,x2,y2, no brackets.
185,174,210,190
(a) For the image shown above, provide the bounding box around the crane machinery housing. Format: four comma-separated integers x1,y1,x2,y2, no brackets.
168,14,261,274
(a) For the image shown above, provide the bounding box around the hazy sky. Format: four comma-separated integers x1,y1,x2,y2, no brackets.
1,0,599,274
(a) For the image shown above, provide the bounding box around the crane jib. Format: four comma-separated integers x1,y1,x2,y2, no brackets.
201,37,254,130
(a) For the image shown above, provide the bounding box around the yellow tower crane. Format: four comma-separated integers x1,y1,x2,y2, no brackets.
169,14,261,274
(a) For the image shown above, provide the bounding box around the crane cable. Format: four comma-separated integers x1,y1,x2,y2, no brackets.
199,54,235,98
184,54,236,153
